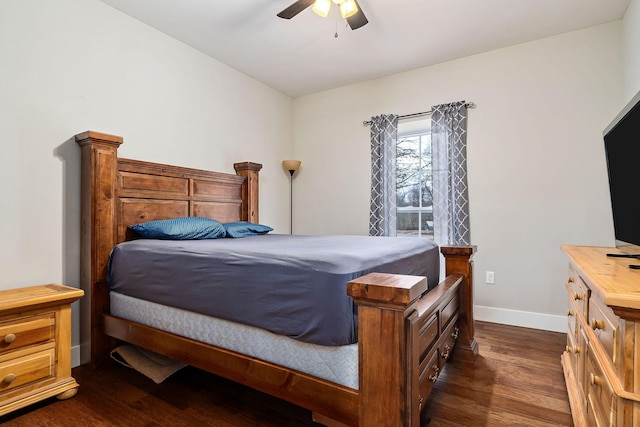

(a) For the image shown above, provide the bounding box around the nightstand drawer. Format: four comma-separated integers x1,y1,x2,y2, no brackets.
0,346,55,394
0,313,55,354
0,284,83,417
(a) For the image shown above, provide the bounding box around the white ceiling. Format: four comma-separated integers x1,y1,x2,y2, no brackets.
98,0,629,98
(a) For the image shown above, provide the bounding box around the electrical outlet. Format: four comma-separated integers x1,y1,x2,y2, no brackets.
485,271,495,284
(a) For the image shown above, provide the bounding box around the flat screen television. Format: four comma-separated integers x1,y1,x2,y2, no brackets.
603,89,640,252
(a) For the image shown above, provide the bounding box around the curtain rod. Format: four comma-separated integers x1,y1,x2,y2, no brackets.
362,101,476,126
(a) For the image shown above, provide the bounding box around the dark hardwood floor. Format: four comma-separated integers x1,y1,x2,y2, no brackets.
0,321,572,426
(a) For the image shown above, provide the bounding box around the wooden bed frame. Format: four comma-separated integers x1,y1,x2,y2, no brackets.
75,130,478,426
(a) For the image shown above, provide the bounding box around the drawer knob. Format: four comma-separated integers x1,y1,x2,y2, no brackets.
565,345,579,354
452,327,459,340
3,373,16,384
3,333,16,344
574,293,584,301
590,373,601,387
442,345,451,360
568,277,575,283
567,309,574,317
428,365,439,382
591,318,605,331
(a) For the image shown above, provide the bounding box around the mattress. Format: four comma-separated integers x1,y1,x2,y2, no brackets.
107,234,440,346
110,292,359,389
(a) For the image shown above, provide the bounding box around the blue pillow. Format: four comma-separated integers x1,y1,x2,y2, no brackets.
223,221,273,238
130,217,226,240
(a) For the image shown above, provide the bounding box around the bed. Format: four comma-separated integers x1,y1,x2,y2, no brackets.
75,130,478,426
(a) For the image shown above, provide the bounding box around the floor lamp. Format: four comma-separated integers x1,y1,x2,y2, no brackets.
282,160,301,234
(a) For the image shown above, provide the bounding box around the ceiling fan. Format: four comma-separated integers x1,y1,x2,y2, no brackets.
277,0,369,30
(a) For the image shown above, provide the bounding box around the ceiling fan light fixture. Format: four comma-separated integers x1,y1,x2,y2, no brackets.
312,0,332,17
339,0,358,19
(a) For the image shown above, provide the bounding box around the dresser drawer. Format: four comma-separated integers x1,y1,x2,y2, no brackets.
440,293,459,333
577,325,589,406
0,313,55,355
439,316,459,367
567,291,579,339
586,405,604,427
417,313,438,363
418,348,440,412
586,345,614,427
588,295,619,364
0,346,55,394
566,327,578,373
567,268,589,317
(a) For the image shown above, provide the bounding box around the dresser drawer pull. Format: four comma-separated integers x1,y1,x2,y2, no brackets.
567,309,574,317
451,327,459,340
3,373,17,384
574,293,584,301
442,345,451,360
428,365,440,382
566,345,579,354
590,373,602,387
568,277,575,283
591,318,605,331
3,333,16,344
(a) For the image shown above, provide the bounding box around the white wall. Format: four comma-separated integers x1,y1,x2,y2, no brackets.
0,0,292,364
0,0,632,359
623,0,640,99
293,22,623,331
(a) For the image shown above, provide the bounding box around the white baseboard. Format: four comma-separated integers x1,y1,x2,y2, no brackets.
72,345,82,368
474,305,566,333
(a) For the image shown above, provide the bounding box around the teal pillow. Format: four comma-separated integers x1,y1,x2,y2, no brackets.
223,221,273,238
130,217,226,240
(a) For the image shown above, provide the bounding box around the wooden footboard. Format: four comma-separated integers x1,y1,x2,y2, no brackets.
76,131,477,426
346,245,477,426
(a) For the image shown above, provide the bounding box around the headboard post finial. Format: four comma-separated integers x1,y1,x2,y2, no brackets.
75,131,124,147
234,162,263,224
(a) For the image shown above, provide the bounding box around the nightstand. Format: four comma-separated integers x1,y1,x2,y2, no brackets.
0,284,84,416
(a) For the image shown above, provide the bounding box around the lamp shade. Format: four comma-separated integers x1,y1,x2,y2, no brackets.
312,0,331,17
282,160,301,172
339,0,358,18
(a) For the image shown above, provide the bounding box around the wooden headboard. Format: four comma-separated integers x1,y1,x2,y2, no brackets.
74,130,262,364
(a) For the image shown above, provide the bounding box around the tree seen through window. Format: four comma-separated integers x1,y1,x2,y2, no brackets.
396,130,433,237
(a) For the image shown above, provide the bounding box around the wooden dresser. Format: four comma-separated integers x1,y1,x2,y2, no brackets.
0,284,84,416
561,245,640,426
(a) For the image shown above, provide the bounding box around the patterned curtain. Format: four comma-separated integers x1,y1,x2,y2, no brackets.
431,102,470,245
369,114,398,236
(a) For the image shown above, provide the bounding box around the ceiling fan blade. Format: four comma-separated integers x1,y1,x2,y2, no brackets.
277,0,315,19
346,0,368,30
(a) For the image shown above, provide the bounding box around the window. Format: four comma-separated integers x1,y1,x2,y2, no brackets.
396,121,433,238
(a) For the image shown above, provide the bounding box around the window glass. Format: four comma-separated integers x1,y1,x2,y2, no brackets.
397,119,432,238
